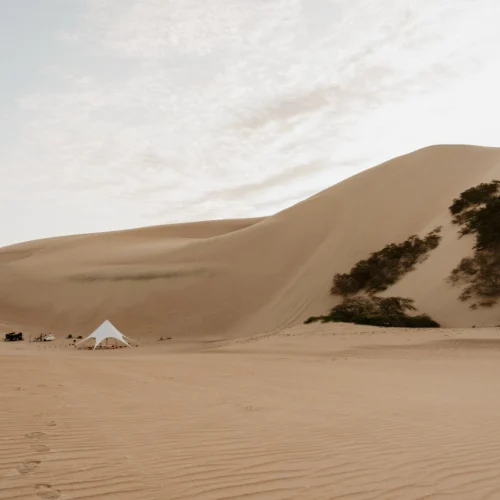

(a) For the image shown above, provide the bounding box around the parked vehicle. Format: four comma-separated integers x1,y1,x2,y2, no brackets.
33,333,55,342
4,332,23,341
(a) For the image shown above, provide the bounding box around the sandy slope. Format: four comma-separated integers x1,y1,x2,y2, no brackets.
1,144,500,338
2,325,500,500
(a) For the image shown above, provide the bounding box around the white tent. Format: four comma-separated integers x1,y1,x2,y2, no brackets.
75,320,139,350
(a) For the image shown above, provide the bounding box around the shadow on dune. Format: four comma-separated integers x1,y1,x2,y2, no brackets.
68,266,216,282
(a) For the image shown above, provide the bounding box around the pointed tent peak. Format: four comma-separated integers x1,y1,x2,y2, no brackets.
96,319,118,330
95,319,118,331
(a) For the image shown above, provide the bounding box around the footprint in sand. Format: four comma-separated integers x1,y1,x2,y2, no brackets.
17,460,41,474
25,431,46,439
45,421,56,427
31,444,51,453
243,405,265,412
35,484,60,500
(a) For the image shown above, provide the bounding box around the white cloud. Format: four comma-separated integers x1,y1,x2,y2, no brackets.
55,30,80,43
2,0,500,245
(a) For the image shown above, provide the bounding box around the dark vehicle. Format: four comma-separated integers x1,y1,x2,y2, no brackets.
4,332,23,342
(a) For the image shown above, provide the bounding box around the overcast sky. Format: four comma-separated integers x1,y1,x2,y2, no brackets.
2,0,500,246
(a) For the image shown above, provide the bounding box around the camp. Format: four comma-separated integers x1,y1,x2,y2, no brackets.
75,320,140,350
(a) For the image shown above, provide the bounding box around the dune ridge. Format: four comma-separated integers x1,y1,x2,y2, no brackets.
3,145,500,500
1,145,500,338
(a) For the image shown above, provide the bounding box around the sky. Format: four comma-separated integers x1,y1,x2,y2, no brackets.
2,0,500,246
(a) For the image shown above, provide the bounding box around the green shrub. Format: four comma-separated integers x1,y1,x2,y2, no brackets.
66,334,73,339
331,227,442,296
448,247,500,308
448,180,500,308
403,314,441,328
449,180,500,221
305,296,440,328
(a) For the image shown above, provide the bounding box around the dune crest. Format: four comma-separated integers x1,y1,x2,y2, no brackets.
1,145,500,338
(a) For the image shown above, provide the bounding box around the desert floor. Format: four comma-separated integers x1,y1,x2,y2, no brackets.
2,324,500,500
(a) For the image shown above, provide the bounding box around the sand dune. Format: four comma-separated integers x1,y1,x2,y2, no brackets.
3,326,500,499
1,145,500,338
2,144,500,500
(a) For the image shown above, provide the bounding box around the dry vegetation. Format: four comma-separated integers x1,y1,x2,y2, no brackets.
307,230,442,328
331,228,442,296
448,180,500,309
305,296,440,327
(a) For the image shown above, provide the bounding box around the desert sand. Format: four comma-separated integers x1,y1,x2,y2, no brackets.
3,326,500,499
1,144,500,499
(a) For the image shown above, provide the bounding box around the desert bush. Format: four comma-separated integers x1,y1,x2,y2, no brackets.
331,227,442,296
448,246,500,309
66,334,73,339
403,314,441,328
305,296,439,328
449,180,500,223
448,180,500,308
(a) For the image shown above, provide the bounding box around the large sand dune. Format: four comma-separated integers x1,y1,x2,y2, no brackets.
3,145,500,500
1,144,500,338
